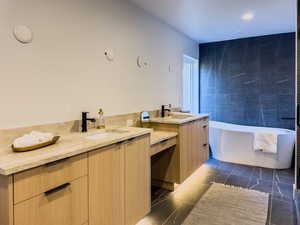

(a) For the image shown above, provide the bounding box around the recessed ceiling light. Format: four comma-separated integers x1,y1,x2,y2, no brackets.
241,12,254,21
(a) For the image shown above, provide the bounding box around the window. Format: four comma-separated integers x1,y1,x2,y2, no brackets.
182,55,199,114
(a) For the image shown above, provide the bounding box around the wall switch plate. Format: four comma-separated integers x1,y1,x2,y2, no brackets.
126,119,133,127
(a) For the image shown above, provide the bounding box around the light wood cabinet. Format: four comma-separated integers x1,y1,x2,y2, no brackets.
0,175,13,225
190,119,209,175
179,123,190,181
14,176,88,225
0,133,151,225
88,143,125,225
180,119,209,180
88,135,150,225
191,121,201,173
200,119,209,163
125,136,150,225
150,116,209,185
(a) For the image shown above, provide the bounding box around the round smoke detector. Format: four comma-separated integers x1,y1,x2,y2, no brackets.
13,25,33,44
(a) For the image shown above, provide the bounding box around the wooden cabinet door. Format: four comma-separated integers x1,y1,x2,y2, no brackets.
14,176,88,225
125,136,150,225
188,121,195,176
181,119,208,181
179,123,190,182
191,120,202,171
89,144,125,225
200,120,209,164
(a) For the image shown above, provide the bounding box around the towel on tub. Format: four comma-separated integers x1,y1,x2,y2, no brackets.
254,132,278,154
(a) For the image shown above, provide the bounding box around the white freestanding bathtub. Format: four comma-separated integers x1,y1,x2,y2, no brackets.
209,121,295,169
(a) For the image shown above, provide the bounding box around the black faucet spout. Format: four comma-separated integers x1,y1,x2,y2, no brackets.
161,105,171,118
82,112,96,132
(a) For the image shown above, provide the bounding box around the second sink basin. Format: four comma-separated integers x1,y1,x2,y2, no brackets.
168,114,193,120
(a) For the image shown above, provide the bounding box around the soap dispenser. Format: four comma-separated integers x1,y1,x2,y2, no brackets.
96,108,105,129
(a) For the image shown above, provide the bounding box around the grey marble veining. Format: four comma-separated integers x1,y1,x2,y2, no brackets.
200,33,296,130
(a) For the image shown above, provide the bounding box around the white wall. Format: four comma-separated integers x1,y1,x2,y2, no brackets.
0,0,198,129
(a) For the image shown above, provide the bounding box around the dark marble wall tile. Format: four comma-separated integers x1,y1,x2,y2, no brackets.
200,33,296,130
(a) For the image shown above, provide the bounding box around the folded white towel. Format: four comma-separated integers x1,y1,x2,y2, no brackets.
254,132,278,154
13,131,54,148
30,131,53,142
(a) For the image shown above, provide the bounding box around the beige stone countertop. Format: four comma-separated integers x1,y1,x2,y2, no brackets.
150,131,178,146
149,113,209,125
0,127,151,176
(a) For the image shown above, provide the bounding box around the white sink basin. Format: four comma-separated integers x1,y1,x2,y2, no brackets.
168,114,193,120
86,129,129,140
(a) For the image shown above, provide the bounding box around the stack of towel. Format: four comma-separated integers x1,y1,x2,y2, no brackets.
13,131,54,148
254,132,278,154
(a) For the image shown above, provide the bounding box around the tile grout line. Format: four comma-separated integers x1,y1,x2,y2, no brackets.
268,169,276,225
247,167,256,188
162,208,180,225
260,168,262,180
268,195,273,225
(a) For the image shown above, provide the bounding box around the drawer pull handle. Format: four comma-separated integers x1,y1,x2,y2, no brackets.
203,144,208,147
45,158,68,167
45,183,70,196
127,137,136,142
160,140,168,145
203,125,208,129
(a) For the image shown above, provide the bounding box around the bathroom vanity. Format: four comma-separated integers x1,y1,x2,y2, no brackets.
0,128,151,225
0,113,209,225
149,113,209,189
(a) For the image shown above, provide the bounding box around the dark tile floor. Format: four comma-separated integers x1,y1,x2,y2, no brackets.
137,158,298,225
296,192,300,224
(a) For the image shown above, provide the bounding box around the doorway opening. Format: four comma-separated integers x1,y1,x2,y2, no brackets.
182,55,199,114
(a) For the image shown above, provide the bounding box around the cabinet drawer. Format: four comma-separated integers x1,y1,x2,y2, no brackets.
14,176,88,225
150,137,176,156
14,153,87,204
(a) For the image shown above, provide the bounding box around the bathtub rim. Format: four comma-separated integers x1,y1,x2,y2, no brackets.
209,120,295,136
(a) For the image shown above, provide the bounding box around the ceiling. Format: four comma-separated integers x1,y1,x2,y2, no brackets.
128,0,296,43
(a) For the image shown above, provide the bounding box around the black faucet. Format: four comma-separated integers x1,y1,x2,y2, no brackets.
161,105,171,118
82,112,96,132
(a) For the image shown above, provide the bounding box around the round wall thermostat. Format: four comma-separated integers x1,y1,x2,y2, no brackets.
13,25,33,44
